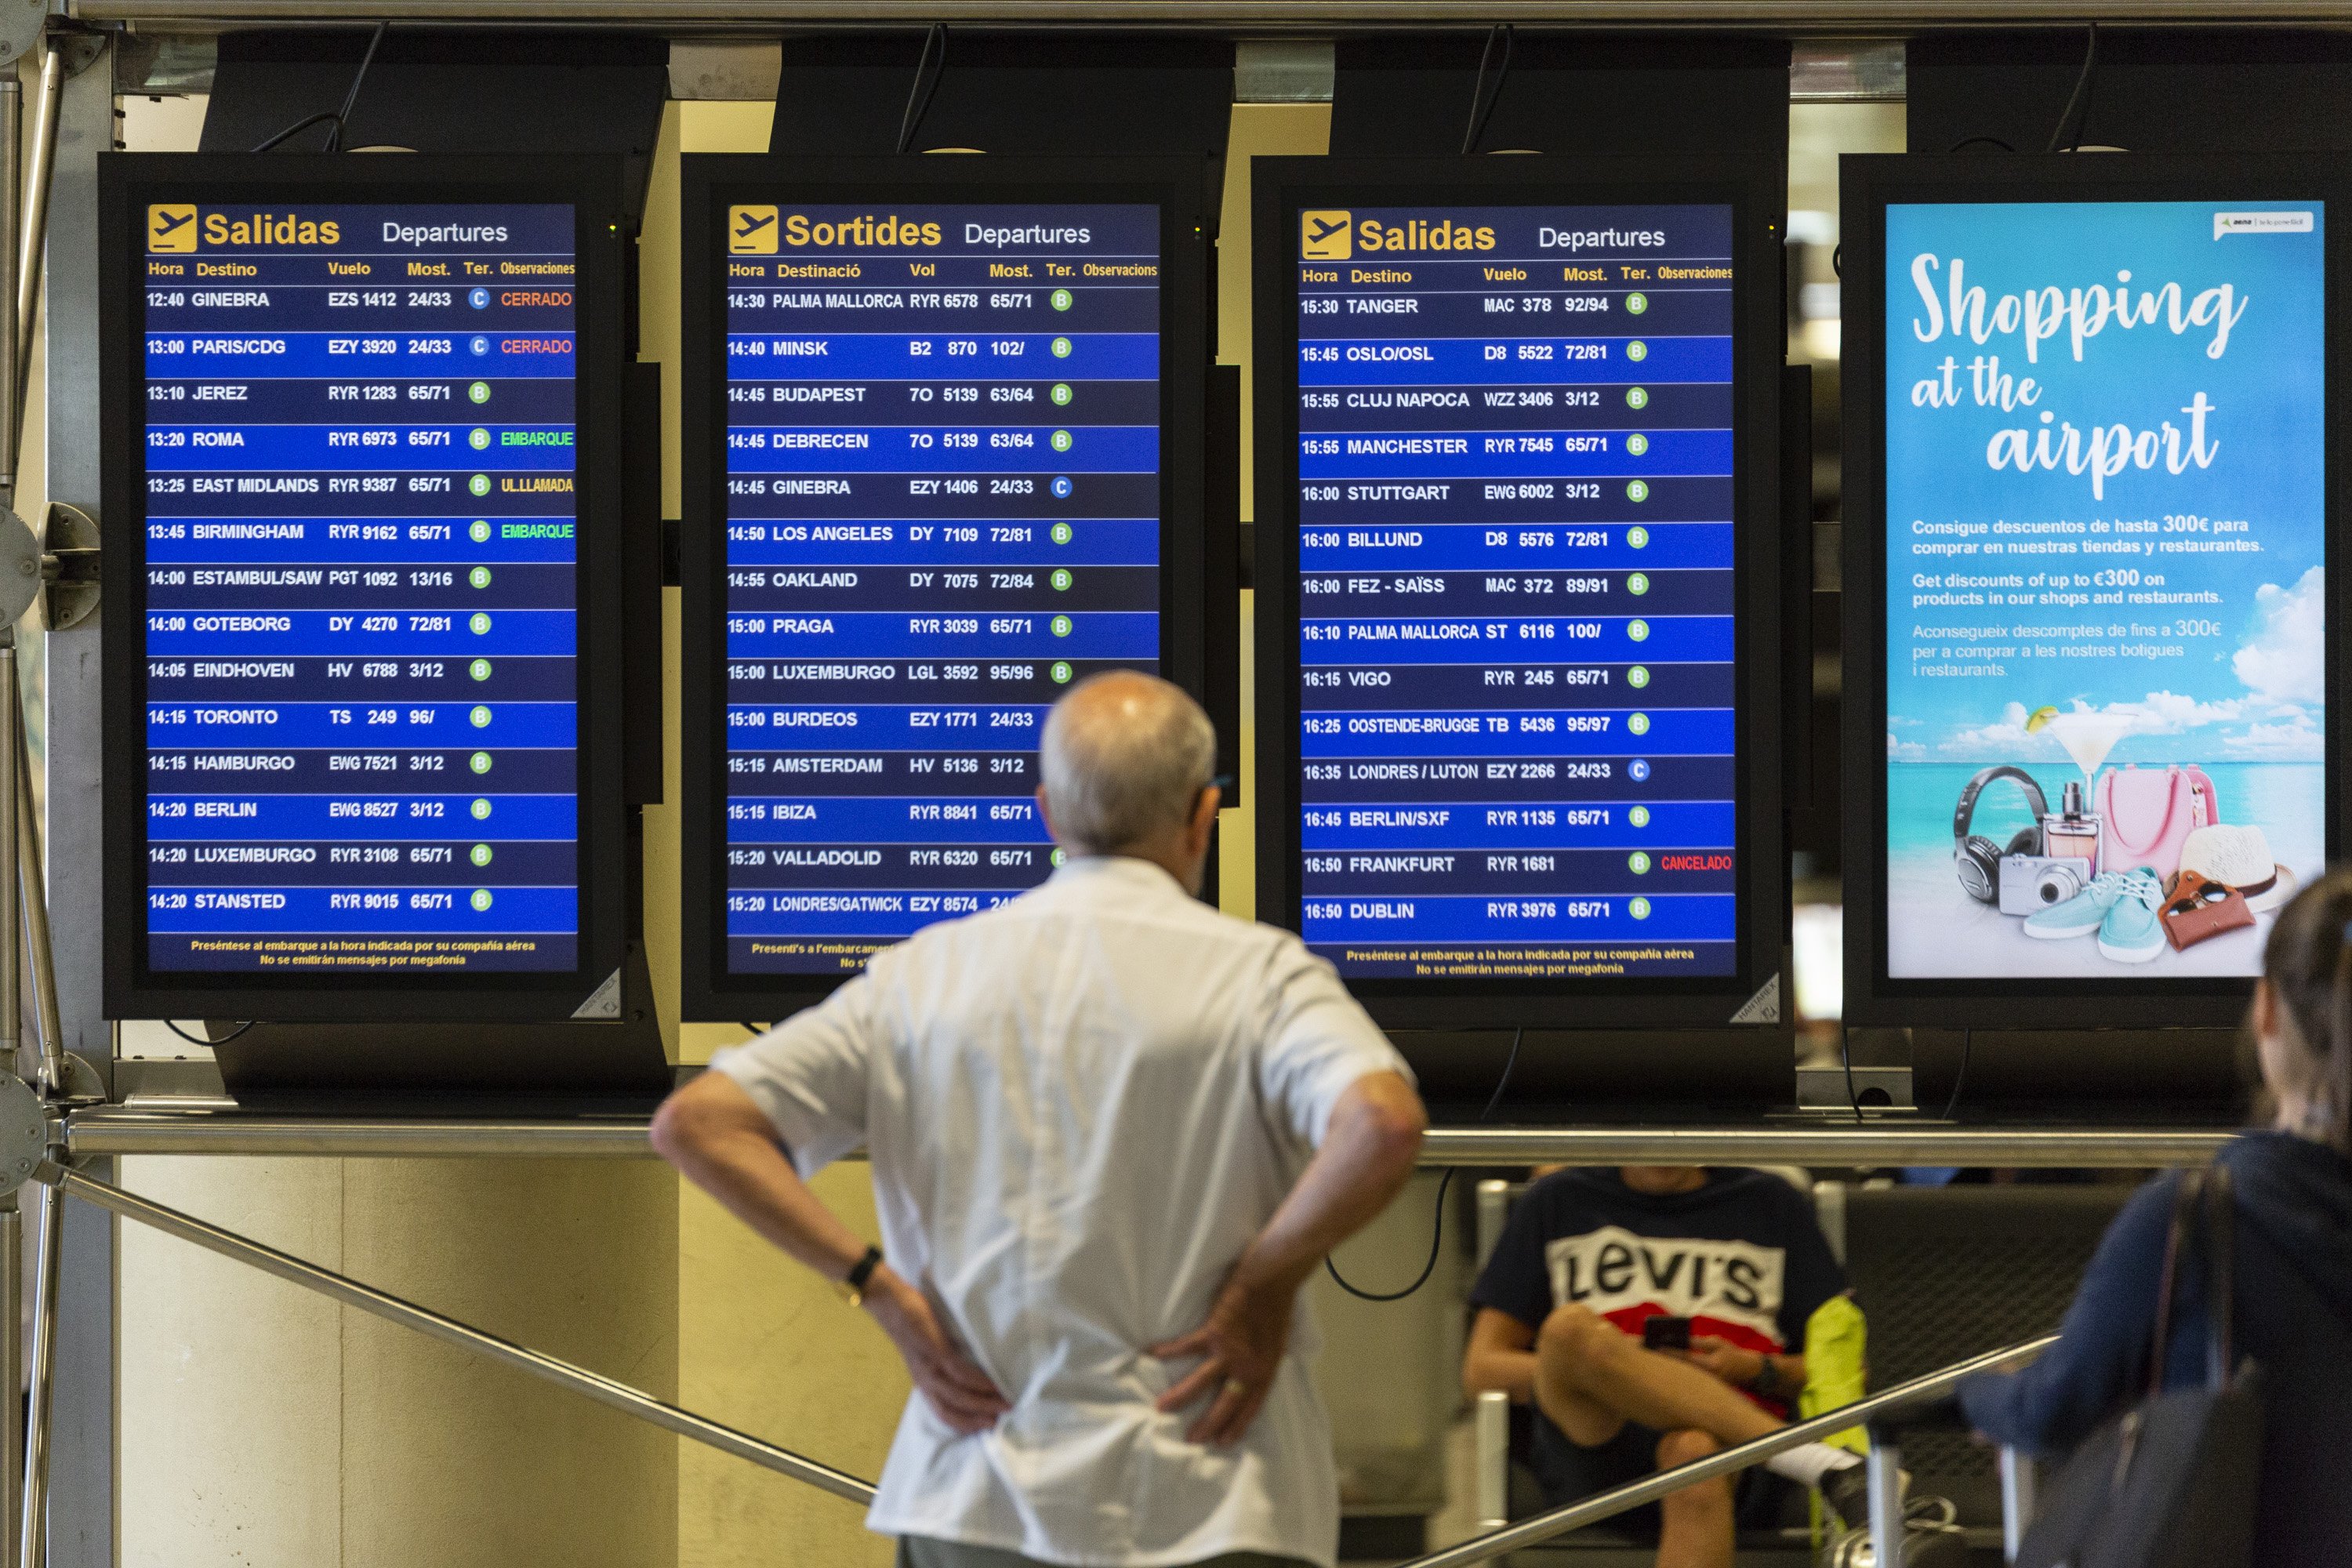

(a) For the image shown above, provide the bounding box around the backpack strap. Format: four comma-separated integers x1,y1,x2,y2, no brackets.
2149,1171,2201,1399
2203,1164,2236,1390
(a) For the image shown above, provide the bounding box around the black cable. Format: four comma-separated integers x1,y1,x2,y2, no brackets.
2045,22,2099,154
327,21,390,152
1326,1024,1524,1303
739,1021,771,1035
1940,1028,1973,1123
1837,1027,1864,1123
249,22,388,153
896,24,948,155
1460,25,1515,156
1947,135,2018,155
249,111,343,155
165,1019,254,1047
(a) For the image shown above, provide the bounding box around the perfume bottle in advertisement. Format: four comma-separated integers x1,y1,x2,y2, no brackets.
2043,779,2103,870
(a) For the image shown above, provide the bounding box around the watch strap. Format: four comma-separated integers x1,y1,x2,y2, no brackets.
842,1246,884,1304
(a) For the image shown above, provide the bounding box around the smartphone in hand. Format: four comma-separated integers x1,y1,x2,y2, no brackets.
1641,1315,1693,1352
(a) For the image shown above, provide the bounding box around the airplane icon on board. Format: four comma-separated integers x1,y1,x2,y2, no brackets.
1300,210,1351,260
148,204,198,252
729,205,779,254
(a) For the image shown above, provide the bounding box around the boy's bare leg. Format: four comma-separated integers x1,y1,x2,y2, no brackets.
1653,1429,1735,1568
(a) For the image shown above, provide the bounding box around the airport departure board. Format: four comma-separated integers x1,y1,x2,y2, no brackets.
681,162,1210,1018
1256,162,1783,1028
102,158,630,1022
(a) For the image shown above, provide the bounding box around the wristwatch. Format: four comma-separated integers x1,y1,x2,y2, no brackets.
1750,1354,1785,1399
837,1246,884,1308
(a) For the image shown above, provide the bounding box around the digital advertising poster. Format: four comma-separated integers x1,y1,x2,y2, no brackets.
1883,199,2327,980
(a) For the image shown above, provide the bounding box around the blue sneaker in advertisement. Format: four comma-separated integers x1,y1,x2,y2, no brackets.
2023,869,2136,941
2096,868,2169,964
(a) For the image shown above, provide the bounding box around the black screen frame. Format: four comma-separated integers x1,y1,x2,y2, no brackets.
1251,155,1788,1032
99,153,634,1023
1841,153,2351,1031
678,154,1215,1024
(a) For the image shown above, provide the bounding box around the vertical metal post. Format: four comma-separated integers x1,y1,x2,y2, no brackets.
43,42,119,1567
16,1183,53,1568
0,72,20,508
1998,1445,2034,1564
0,1196,20,1568
16,724,55,1096
0,645,17,1084
13,45,58,412
1865,1435,1904,1567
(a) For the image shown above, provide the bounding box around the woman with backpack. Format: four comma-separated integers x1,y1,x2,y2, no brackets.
1960,871,2352,1566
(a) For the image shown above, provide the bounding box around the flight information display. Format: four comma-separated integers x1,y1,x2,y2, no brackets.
136,199,583,975
717,201,1162,976
1290,202,1738,981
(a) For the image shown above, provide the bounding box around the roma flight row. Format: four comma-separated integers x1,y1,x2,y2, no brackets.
95,147,2330,1039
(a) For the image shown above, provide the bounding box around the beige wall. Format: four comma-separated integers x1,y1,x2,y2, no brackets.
118,1156,680,1568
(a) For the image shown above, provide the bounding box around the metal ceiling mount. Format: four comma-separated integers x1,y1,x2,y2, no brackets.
38,499,95,632
0,1073,47,1196
0,507,36,627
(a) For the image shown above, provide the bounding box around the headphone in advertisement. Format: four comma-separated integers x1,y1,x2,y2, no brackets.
1952,766,2049,904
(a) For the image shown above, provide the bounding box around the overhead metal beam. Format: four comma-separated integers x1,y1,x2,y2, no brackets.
65,1106,2238,1166
68,2,2352,24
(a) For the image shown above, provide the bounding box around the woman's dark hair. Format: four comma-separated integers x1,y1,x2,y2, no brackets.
2260,869,2352,1154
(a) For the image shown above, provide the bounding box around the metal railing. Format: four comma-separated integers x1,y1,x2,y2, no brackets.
24,1149,2053,1568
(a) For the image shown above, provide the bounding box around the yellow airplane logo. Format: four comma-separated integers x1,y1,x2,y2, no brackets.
729,205,779,255
148,203,198,253
1301,210,1352,261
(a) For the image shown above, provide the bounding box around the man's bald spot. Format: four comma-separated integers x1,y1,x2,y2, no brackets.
1039,671,1217,856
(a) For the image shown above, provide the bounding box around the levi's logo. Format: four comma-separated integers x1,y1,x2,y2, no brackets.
1544,1225,1785,1338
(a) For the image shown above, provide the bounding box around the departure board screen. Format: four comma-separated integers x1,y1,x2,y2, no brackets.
1289,202,1740,982
136,200,583,976
715,201,1163,977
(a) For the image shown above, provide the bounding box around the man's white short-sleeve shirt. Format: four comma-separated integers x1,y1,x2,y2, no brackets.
710,855,1409,1568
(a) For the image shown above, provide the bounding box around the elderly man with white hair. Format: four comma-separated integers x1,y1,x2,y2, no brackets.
654,670,1425,1568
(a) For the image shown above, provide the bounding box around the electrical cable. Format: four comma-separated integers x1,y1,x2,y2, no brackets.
739,1022,772,1036
1946,135,2018,155
1325,1024,1524,1303
2045,22,2099,154
1460,25,1515,156
896,24,948,156
249,21,389,153
165,1019,254,1047
1940,1028,1973,1122
1837,1028,1864,1123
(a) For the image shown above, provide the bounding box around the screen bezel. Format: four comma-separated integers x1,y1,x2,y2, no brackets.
98,153,633,1023
678,155,1214,1024
1841,153,2351,1030
1251,155,1788,1031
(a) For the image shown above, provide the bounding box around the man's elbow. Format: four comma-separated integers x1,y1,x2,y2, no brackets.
649,1082,731,1170
1363,1087,1428,1175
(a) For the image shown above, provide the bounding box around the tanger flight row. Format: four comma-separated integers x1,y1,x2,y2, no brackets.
97,150,2347,1036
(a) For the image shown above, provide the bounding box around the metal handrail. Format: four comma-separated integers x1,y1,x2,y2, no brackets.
1396,1334,2054,1568
64,1106,2239,1167
38,1162,879,1506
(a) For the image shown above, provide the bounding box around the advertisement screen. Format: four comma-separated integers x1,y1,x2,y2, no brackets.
1290,201,1740,982
715,201,1163,978
136,199,583,976
1882,198,2325,980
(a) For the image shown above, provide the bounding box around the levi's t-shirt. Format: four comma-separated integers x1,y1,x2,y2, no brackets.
1471,1167,1846,1505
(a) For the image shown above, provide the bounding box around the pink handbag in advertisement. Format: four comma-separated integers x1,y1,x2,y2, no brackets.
2093,764,2219,880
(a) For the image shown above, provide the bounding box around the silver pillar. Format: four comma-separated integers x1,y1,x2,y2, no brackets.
0,1196,21,1568
16,1184,53,1568
42,39,114,1568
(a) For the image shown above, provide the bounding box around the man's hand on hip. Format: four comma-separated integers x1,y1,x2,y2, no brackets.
1149,1274,1294,1447
867,1269,1010,1435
